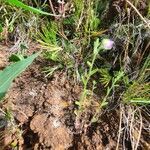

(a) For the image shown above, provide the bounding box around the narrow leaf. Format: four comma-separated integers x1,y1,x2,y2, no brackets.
90,68,99,76
0,52,40,101
6,0,58,16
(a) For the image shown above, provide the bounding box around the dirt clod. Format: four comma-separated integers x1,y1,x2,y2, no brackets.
30,113,72,149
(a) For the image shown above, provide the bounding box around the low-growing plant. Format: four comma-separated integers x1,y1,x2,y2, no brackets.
75,38,115,115
37,22,58,46
91,70,125,122
123,82,150,104
75,39,101,111
123,54,150,105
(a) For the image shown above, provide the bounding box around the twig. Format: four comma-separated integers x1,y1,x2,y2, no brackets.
48,0,57,18
135,109,142,150
116,104,123,150
126,0,150,29
130,107,135,149
0,108,5,116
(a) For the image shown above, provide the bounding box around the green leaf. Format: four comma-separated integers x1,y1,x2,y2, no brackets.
81,75,86,85
87,61,92,67
130,99,150,104
91,117,98,123
9,54,24,62
93,38,100,55
6,0,57,16
75,101,81,106
90,68,99,76
0,52,40,101
0,24,3,33
101,101,108,107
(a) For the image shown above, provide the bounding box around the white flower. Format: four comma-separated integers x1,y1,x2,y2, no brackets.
101,39,114,50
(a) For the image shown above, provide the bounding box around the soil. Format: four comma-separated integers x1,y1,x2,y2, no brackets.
0,44,149,150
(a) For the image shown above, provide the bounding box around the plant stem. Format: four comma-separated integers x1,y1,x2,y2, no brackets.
80,50,98,107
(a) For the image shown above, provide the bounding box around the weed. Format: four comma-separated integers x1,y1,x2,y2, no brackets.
75,38,116,118
123,82,150,104
43,64,63,77
37,22,58,46
1,0,150,148
92,70,125,122
76,39,102,111
123,54,150,105
99,68,112,87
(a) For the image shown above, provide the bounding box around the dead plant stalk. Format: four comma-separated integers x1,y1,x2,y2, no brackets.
126,0,150,29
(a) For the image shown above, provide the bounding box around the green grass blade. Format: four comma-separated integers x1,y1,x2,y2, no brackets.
0,52,40,101
130,99,150,104
6,0,57,16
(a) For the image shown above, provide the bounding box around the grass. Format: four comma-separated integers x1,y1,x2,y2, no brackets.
0,0,150,149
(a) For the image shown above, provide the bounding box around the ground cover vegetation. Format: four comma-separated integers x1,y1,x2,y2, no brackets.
0,0,150,149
